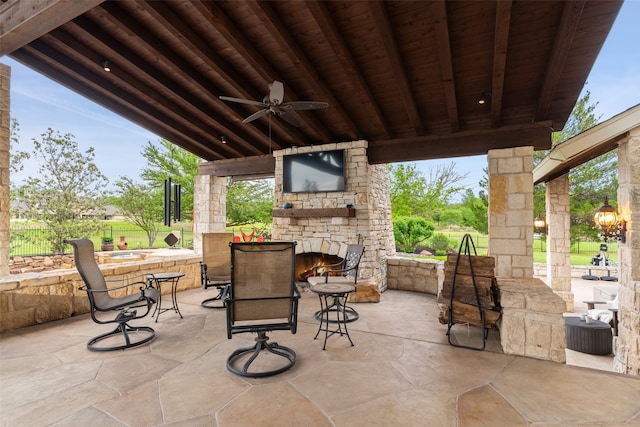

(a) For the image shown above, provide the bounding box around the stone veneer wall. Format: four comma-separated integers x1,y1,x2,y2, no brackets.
192,174,227,254
488,147,534,278
545,174,573,311
386,256,442,295
1,64,10,276
497,277,567,363
615,129,640,375
272,140,395,291
0,255,201,332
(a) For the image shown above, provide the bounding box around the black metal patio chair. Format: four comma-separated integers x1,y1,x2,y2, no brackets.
224,241,299,378
65,238,159,352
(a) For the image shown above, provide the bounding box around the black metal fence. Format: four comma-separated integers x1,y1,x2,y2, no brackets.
10,225,619,260
10,225,195,257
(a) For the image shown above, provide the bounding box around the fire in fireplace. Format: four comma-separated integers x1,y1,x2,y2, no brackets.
295,252,343,282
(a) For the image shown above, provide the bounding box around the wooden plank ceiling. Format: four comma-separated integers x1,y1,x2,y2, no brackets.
1,0,622,173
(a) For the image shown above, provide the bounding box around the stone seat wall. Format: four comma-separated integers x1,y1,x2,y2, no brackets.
386,257,568,363
0,255,201,332
497,277,567,363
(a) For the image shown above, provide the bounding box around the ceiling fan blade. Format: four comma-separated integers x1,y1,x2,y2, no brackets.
220,96,264,107
277,110,302,127
242,108,271,124
283,101,329,111
269,80,285,105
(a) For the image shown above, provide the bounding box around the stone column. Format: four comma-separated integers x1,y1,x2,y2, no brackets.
546,174,573,311
487,147,534,278
192,173,227,255
615,127,640,375
0,64,10,277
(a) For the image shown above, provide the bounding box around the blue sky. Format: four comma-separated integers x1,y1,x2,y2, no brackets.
3,1,640,193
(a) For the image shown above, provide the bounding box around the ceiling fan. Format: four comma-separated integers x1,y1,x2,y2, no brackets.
220,80,328,127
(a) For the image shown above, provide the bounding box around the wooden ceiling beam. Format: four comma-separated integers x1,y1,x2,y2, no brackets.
368,1,425,135
430,1,458,133
138,1,305,150
0,0,103,56
368,123,552,164
490,1,512,128
199,3,336,146
12,46,225,161
40,29,245,159
190,1,273,85
247,0,361,141
304,1,392,139
65,20,259,158
199,155,275,178
534,1,585,123
93,2,279,155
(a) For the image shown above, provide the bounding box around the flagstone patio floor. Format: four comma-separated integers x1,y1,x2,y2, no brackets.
1,286,638,426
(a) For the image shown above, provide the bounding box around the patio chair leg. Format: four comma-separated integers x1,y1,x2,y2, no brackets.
226,331,296,378
87,322,155,352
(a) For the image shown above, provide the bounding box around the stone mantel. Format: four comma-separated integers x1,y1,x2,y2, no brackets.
272,207,356,218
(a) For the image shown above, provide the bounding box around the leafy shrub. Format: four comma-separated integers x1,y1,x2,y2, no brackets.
430,232,452,252
393,216,435,253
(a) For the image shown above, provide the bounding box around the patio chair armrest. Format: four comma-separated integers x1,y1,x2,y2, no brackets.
321,265,356,276
583,300,609,310
221,284,231,303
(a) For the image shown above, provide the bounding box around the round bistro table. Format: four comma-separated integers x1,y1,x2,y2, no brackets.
147,272,185,322
565,316,612,355
311,282,356,350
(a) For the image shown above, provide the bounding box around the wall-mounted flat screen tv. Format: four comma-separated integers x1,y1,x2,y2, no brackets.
283,150,345,193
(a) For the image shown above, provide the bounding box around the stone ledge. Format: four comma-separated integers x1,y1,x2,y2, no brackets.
497,277,567,363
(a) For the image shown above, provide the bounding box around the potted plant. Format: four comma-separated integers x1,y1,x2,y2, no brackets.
101,236,114,251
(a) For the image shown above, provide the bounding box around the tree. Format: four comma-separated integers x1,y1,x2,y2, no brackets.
389,163,428,217
9,118,30,176
459,188,489,233
114,177,164,248
388,162,468,219
140,139,201,220
226,179,274,227
533,90,615,240
19,129,109,253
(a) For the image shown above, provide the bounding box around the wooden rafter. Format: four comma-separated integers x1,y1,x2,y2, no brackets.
490,0,512,128
431,1,458,132
247,0,361,140
534,1,586,123
368,1,424,136
304,1,392,139
13,45,226,160
0,0,103,56
137,1,305,151
66,16,265,157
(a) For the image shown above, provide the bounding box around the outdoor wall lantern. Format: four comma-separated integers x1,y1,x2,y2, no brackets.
594,197,626,243
534,214,547,234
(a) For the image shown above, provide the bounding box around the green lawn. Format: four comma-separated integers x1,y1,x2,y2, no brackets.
434,228,616,266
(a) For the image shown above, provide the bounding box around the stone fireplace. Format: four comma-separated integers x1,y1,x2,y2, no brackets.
271,140,395,291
